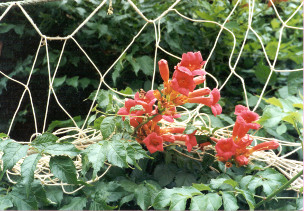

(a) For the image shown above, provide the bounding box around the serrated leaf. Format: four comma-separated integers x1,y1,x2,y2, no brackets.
103,137,128,168
100,116,116,139
39,143,80,157
293,103,303,109
189,195,205,210
53,75,66,87
263,97,283,108
137,56,154,76
190,193,222,211
183,125,197,135
0,138,13,151
223,179,239,188
66,76,79,88
169,193,188,210
0,196,13,210
254,61,277,85
282,112,302,127
175,172,196,186
1,142,29,179
153,189,175,209
45,186,63,205
192,183,211,191
0,133,8,139
32,133,58,145
248,177,263,193
49,156,78,184
235,188,255,210
256,168,288,196
20,153,42,196
59,197,87,210
276,123,287,135
82,143,106,178
222,192,239,211
134,184,152,210
9,188,38,210
153,164,177,186
119,194,134,207
257,105,286,127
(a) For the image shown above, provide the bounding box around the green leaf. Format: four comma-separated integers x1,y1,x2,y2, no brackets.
38,143,80,157
271,19,280,29
32,132,58,145
0,196,13,210
0,139,13,151
293,103,303,109
9,188,38,210
190,193,222,211
136,56,154,76
119,194,134,207
82,143,106,178
175,172,196,186
66,76,79,88
263,97,283,108
1,142,29,178
235,188,255,210
45,186,63,205
79,77,91,89
153,189,175,209
257,105,286,127
276,123,287,135
222,192,239,211
192,183,211,191
134,184,152,210
153,164,177,186
189,195,205,210
256,168,288,196
248,177,263,193
32,133,80,157
0,133,8,139
20,153,42,196
100,116,116,139
183,125,197,135
282,112,302,127
223,179,239,188
124,139,150,169
103,136,128,168
47,116,82,132
60,197,87,210
254,61,277,85
49,156,78,184
53,75,66,87
169,193,188,210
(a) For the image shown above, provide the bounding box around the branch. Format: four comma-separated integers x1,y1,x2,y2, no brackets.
255,169,303,209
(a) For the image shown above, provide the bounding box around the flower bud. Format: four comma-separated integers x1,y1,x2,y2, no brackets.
158,59,169,82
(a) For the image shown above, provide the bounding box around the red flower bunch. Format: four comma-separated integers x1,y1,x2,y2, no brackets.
117,51,221,154
214,105,279,167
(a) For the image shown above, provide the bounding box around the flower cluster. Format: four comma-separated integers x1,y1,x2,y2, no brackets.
213,105,279,167
117,51,222,154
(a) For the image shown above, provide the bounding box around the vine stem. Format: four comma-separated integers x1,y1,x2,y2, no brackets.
132,114,160,136
255,169,303,209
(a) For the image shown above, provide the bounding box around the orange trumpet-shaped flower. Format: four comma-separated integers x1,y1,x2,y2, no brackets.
194,75,205,85
235,155,249,166
215,138,237,161
248,141,279,154
179,51,206,73
142,132,164,154
171,66,195,96
158,59,169,83
232,110,260,140
189,88,211,98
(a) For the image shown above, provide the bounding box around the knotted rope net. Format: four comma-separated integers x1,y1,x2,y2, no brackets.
0,0,303,194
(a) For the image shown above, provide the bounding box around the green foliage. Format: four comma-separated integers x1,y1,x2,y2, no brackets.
0,0,303,210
